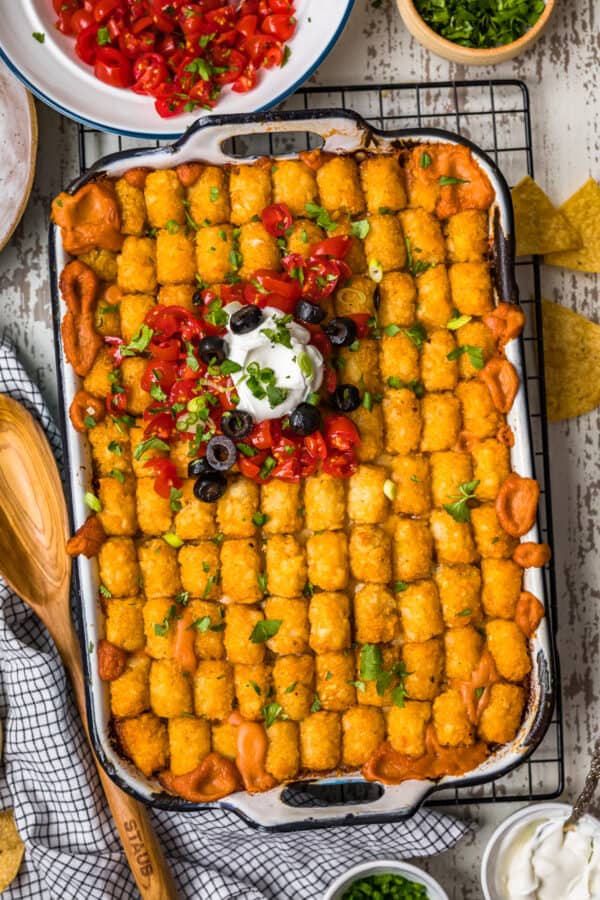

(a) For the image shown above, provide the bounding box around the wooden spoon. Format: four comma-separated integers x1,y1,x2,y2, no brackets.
0,396,178,899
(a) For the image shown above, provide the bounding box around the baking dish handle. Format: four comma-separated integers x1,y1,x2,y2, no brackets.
219,778,435,830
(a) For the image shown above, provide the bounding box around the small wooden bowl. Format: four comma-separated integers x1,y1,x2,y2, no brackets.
396,0,557,65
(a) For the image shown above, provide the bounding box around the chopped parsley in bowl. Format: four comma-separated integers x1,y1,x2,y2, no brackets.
413,0,546,49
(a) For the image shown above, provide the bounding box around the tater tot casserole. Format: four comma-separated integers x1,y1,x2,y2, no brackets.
52,137,551,804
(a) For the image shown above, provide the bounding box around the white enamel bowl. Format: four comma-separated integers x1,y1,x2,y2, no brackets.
323,860,449,900
0,0,354,138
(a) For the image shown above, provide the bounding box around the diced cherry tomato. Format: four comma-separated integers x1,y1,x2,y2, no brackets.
132,14,154,34
143,458,182,498
245,33,283,68
168,378,200,405
303,257,351,302
141,359,179,394
322,450,357,479
252,270,301,302
211,47,248,85
236,14,258,38
72,10,97,36
347,313,371,338
105,388,128,414
75,23,100,63
238,449,268,480
119,28,157,58
232,62,257,92
261,203,292,237
143,411,175,440
271,456,301,482
248,419,275,450
311,235,351,259
218,283,246,304
146,306,203,339
268,0,295,12
148,337,181,361
133,52,169,94
156,94,187,118
323,414,361,452
94,0,124,23
260,13,296,41
94,46,133,87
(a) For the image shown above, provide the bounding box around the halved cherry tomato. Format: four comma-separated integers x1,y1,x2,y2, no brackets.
260,13,296,41
141,359,179,394
322,450,357,479
143,411,175,440
268,0,295,12
75,23,100,63
304,431,327,460
261,203,292,237
232,62,257,92
143,458,182,498
94,0,125,23
311,235,351,259
119,28,157,58
211,47,248,85
252,270,301,301
324,414,361,452
169,378,201,405
105,387,128,415
236,14,258,39
238,449,268,480
94,46,133,87
133,52,169,94
248,419,276,450
148,337,181,361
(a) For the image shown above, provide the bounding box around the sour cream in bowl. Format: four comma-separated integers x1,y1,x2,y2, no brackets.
481,803,600,900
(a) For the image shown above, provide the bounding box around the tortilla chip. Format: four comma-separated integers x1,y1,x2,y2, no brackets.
0,809,24,892
511,176,581,257
542,299,600,420
544,178,600,271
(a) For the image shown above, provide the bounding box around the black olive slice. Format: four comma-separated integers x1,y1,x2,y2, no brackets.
198,336,226,365
331,384,361,412
230,305,263,334
324,317,358,347
221,409,254,440
288,402,321,437
206,435,237,471
193,472,227,503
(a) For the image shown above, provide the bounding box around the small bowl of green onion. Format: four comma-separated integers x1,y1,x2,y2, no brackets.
323,860,449,900
396,0,556,65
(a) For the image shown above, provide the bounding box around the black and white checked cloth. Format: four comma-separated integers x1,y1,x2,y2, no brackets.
0,336,470,899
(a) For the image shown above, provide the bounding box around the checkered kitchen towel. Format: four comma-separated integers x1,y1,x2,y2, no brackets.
0,336,470,899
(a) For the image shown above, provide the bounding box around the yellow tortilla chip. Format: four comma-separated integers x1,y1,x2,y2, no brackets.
544,178,600,271
542,299,600,421
0,809,24,892
511,176,581,256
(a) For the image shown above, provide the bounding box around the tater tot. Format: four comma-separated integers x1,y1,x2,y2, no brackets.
434,563,482,628
390,453,431,516
383,389,422,455
238,221,280,279
342,706,386,767
421,330,458,392
309,592,351,653
266,720,300,782
304,472,346,532
117,236,157,294
347,465,389,525
138,539,181,598
306,531,348,592
83,348,113,399
387,701,431,756
403,638,444,701
481,558,522,618
358,645,399,707
430,509,478,565
149,658,193,718
470,504,517,559
144,170,185,229
285,219,324,258
264,597,309,655
420,393,462,453
486,619,532,682
446,209,489,262
272,159,318,216
360,156,407,214
378,272,416,327
211,722,238,760
300,711,341,770
348,404,384,463
471,439,511,502
178,542,220,599
354,584,397,644
393,517,433,582
457,381,502,439
135,478,172,535
433,689,474,747
174,480,216,540
168,716,211,776
188,599,225,661
398,580,444,643
399,208,446,264
260,480,302,534
195,224,235,284
379,333,420,385
117,712,168,777
143,597,177,659
229,164,271,224
349,525,391,583
99,537,140,598
234,664,271,720
98,475,137,536
478,683,525,745
120,357,151,415
193,660,234,720
115,177,146,236
89,418,131,476
455,320,496,379
129,423,166,477
158,283,196,310
449,262,493,316
444,626,483,680
430,450,473,509
274,654,314,720
156,228,196,284
316,157,364,215
334,275,376,317
416,266,453,330
217,476,259,538
187,165,230,226
220,538,262,603
363,214,406,272
106,597,144,652
316,651,355,711
110,652,150,718
266,535,307,598
224,605,264,665
339,339,381,393
119,292,156,343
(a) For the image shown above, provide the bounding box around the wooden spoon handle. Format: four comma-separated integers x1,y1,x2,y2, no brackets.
59,627,179,899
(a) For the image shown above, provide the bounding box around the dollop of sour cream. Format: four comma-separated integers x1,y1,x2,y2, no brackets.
223,303,324,421
499,814,600,900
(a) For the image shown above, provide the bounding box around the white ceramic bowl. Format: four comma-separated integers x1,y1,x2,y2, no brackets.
0,0,354,138
323,859,449,900
481,802,577,900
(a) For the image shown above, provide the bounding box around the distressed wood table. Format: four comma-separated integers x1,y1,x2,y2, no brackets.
1,1,597,896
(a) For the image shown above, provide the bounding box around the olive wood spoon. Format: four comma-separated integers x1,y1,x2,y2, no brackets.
0,395,178,900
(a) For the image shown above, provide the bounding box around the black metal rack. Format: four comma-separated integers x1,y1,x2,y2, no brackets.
77,78,563,807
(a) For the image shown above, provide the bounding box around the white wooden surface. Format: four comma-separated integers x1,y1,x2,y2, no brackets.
0,1,598,896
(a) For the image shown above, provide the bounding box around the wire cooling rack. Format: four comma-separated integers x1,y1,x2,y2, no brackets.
78,79,563,806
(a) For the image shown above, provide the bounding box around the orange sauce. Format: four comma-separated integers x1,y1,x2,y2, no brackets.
123,167,150,189
407,143,495,218
52,181,123,255
159,753,242,802
173,607,198,677
452,649,500,725
484,302,526,346
363,727,488,785
513,542,552,569
515,591,545,637
228,711,277,793
480,355,519,414
496,473,540,537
